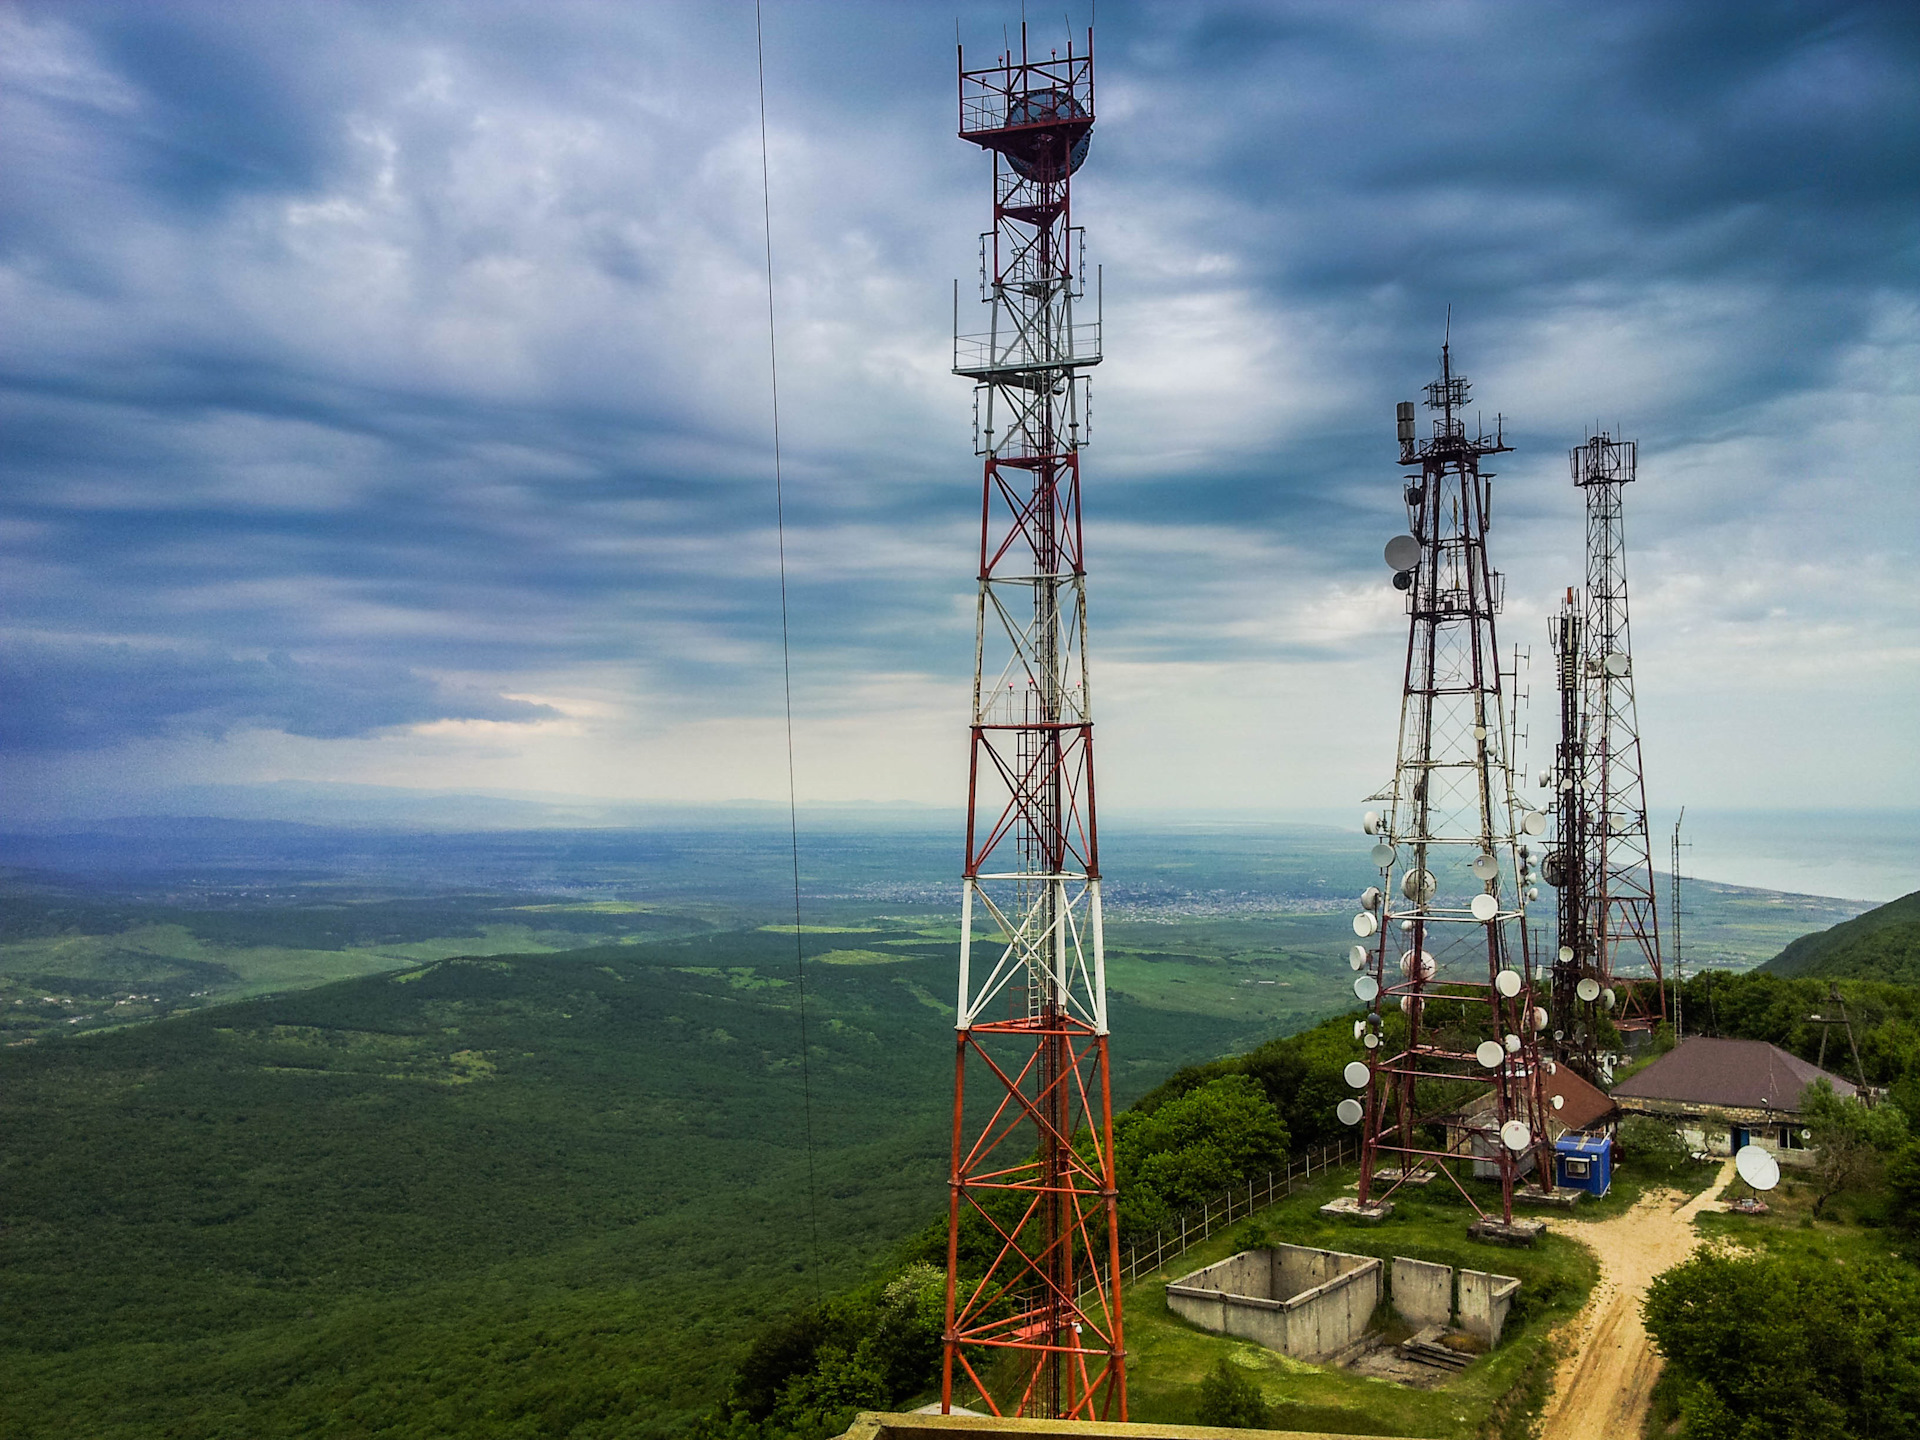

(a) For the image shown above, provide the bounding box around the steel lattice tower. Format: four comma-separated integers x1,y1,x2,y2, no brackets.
939,26,1124,1422
1573,433,1665,1032
1344,343,1553,1229
1546,585,1603,1078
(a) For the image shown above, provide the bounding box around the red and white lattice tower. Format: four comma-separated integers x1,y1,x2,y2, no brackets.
1342,342,1555,1230
939,25,1125,1422
1573,433,1665,1032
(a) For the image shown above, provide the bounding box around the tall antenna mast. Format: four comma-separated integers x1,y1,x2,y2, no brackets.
1337,342,1552,1238
1572,434,1665,1036
1671,808,1686,1039
941,23,1124,1421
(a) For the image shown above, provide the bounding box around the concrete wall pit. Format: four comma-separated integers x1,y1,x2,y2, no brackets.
1166,1245,1382,1363
1457,1268,1521,1347
1389,1256,1453,1329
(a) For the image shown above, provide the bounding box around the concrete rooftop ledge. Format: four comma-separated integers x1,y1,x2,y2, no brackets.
835,1412,1435,1440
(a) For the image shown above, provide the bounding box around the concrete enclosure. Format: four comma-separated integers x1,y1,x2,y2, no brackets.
1390,1257,1453,1328
1457,1269,1521,1347
1167,1246,1381,1363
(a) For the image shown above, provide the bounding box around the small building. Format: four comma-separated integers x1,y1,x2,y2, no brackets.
1166,1245,1381,1363
1448,1065,1617,1180
1552,1134,1611,1196
1610,1036,1854,1168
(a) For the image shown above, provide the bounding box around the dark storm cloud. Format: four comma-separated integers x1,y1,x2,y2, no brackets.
0,0,1913,803
0,639,555,752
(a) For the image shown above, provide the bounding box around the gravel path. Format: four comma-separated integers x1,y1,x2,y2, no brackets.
1536,1159,1735,1440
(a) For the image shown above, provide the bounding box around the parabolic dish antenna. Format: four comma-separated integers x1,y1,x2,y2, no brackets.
1470,893,1499,921
1504,1033,1521,1053
1523,811,1548,837
1384,534,1421,571
1402,869,1434,901
1472,852,1500,880
1361,886,1382,911
1476,1040,1504,1069
1559,945,1575,964
1337,1098,1365,1126
1002,88,1091,181
1495,969,1522,998
1353,911,1378,938
1604,651,1631,677
1577,977,1602,1003
1363,810,1380,835
1602,988,1617,1010
1735,1144,1781,1192
1344,1062,1370,1089
1532,1006,1550,1031
1551,1094,1565,1111
1371,842,1396,868
1354,975,1380,1002
1353,1020,1366,1040
1501,1120,1531,1152
1349,944,1368,971
1364,1033,1380,1048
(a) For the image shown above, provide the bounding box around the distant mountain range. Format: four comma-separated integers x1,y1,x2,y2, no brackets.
1762,888,1920,984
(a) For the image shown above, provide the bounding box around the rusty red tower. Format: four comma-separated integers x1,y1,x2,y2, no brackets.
1338,342,1555,1234
939,23,1124,1422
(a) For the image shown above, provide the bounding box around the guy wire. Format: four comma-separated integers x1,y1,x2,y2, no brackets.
755,0,823,1290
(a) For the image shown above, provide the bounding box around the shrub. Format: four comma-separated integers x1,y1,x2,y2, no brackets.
1194,1357,1271,1429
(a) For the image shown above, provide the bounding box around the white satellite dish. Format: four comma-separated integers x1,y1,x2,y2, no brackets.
1601,988,1617,1010
1363,811,1380,836
1384,534,1421,570
1361,886,1383,912
1527,885,1540,901
1355,975,1380,1002
1472,724,1487,741
1353,911,1378,938
1604,651,1631,677
1344,1061,1371,1089
1472,852,1499,880
1371,842,1396,868
1577,977,1602,1003
1417,951,1436,980
1364,1032,1381,1048
1337,1098,1365,1126
1495,969,1522,998
1523,811,1548,837
1501,1120,1531,1152
1349,944,1368,971
1532,1006,1549,1031
1735,1144,1781,1192
1353,1020,1366,1040
1476,1041,1504,1069
1399,994,1415,1014
1551,1095,1565,1111
1537,769,1552,787
1559,945,1575,963
1470,893,1499,921
1504,1033,1522,1053
1545,1059,1558,1075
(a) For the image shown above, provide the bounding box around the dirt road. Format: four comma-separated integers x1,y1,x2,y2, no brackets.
1536,1160,1735,1440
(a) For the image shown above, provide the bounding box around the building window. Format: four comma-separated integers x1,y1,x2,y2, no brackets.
1781,1127,1807,1150
1565,1159,1590,1179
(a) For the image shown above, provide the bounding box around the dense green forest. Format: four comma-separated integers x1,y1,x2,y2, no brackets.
1760,886,1920,984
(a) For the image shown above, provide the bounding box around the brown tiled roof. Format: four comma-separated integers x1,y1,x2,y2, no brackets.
1543,1065,1615,1131
1611,1036,1855,1111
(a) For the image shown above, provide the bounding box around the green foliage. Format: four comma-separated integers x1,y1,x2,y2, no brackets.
1675,969,1920,1089
1193,1357,1272,1428
1802,1078,1911,1216
1886,1141,1920,1233
1617,1113,1691,1178
1643,1249,1920,1439
1763,888,1920,984
1115,1075,1289,1235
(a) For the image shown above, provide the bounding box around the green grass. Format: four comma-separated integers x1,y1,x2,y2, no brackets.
1118,1169,1597,1439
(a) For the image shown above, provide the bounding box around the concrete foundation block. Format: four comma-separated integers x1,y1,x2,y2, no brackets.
1467,1216,1545,1247
1320,1195,1394,1223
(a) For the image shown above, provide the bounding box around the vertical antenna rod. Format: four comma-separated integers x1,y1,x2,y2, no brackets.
940,23,1124,1422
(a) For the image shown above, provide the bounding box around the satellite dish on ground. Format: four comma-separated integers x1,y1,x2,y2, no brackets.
1344,1061,1370,1088
1353,911,1379,938
1471,893,1499,921
1349,944,1368,971
1501,1120,1531,1152
1577,977,1602,1003
1735,1144,1780,1192
1371,842,1397,869
1476,1041,1504,1069
1495,969,1522,998
1337,1098,1365,1126
1604,651,1631,677
1354,975,1380,1002
1384,534,1421,570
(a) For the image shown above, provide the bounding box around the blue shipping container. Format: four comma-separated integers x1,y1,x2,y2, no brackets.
1554,1134,1612,1197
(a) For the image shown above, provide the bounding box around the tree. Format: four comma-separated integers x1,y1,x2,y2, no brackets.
1803,1078,1910,1217
1114,1075,1289,1236
1643,1250,1920,1439
1616,1113,1690,1179
1194,1357,1272,1429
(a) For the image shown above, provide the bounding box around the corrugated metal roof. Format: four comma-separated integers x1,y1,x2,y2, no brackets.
1611,1036,1855,1111
1544,1065,1616,1132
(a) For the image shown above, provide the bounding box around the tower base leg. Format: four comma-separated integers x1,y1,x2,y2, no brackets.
1468,1216,1545,1247
1320,1196,1394,1223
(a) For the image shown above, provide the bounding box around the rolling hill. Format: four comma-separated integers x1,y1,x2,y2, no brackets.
1760,887,1920,984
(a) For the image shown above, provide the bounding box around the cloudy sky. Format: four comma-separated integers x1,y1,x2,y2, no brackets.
3,0,1916,827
